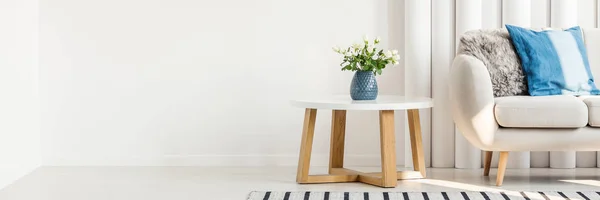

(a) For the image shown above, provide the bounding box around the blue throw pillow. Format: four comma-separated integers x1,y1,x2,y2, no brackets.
506,24,600,96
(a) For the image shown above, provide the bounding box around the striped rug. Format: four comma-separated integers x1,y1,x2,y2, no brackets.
248,191,600,200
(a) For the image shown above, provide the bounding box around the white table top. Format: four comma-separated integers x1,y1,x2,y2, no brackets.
291,95,433,110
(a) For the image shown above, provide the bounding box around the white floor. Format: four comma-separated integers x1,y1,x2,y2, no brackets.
1,167,600,200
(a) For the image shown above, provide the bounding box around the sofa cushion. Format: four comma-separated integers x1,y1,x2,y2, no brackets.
580,96,600,127
494,95,588,128
506,25,600,96
458,29,528,97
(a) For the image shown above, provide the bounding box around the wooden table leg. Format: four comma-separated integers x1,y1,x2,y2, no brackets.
329,110,347,173
296,108,317,183
296,108,357,184
408,109,426,178
296,109,424,187
379,110,398,187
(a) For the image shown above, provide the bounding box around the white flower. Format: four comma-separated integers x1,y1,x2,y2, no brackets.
371,55,378,60
374,37,381,44
392,50,398,55
384,50,393,58
363,34,369,43
344,51,352,56
352,43,362,49
392,60,399,65
332,46,340,53
393,55,400,60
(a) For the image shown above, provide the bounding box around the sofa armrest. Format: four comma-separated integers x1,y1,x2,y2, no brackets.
449,54,499,149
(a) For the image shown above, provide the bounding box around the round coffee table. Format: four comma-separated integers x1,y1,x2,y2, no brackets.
291,95,434,188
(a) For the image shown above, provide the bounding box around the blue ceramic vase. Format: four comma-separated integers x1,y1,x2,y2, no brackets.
350,71,378,100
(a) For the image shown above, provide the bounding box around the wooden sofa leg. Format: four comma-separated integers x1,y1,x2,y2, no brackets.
483,151,493,176
496,151,509,186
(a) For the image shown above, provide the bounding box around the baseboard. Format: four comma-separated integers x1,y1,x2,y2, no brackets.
44,154,387,166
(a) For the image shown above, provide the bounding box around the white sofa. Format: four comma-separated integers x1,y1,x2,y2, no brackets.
450,28,600,186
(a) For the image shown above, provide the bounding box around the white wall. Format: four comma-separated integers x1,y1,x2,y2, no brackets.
36,0,600,168
0,0,41,188
39,0,407,166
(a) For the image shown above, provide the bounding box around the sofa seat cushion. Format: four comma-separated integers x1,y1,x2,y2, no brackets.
580,96,600,127
494,95,588,128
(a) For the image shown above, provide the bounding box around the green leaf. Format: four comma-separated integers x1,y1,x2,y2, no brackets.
377,69,382,75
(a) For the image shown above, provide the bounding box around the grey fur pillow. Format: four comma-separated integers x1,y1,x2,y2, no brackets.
458,29,528,97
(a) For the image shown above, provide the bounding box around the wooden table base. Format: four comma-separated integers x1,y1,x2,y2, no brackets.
296,109,426,188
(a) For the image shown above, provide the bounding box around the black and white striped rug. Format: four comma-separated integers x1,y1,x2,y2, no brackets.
248,191,600,200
